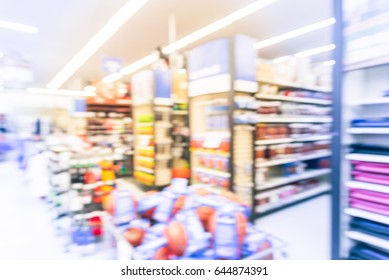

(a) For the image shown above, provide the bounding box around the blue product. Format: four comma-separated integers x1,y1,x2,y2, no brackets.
213,204,241,260
133,238,167,260
172,210,211,257
72,220,95,247
112,189,136,226
126,219,150,231
137,193,163,215
189,249,216,260
143,223,167,243
283,162,298,176
153,189,177,222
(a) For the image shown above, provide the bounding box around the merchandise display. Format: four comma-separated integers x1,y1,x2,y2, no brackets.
336,0,389,260
103,180,285,260
131,70,173,187
253,79,332,216
171,70,190,179
187,35,258,206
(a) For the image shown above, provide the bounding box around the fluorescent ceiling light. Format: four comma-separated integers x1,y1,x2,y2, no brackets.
0,86,4,91
272,55,291,64
0,20,38,33
295,44,335,57
254,17,336,49
46,0,149,89
0,52,3,58
102,72,124,84
272,44,335,62
323,60,336,66
84,85,96,92
26,88,95,97
162,0,278,54
102,0,278,83
119,53,159,75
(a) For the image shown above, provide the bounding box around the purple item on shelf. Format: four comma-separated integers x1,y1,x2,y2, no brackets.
352,170,389,186
349,198,389,216
352,160,389,175
349,189,389,205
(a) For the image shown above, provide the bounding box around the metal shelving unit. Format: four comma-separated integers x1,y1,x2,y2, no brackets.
131,70,173,188
253,78,333,218
187,35,258,205
334,0,389,260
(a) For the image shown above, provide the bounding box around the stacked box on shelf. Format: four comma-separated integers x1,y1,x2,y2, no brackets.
132,70,173,188
253,81,333,216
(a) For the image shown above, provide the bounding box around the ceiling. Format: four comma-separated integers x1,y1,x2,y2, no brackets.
0,0,333,89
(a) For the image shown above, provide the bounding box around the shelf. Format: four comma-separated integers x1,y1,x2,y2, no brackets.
172,110,188,115
134,166,154,174
136,122,153,126
257,79,332,93
256,168,331,191
256,150,331,168
255,134,332,145
345,231,389,251
256,115,332,123
352,97,389,106
344,208,389,225
255,93,332,105
192,167,231,178
255,183,330,214
345,181,389,194
347,127,389,134
155,139,173,144
346,153,389,164
155,154,173,160
192,151,230,158
135,156,154,162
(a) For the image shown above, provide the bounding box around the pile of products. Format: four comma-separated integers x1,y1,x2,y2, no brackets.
256,123,331,140
258,85,331,101
256,101,331,116
255,140,331,161
104,180,273,260
256,158,330,184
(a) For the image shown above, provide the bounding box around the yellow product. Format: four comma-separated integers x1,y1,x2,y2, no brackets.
139,148,154,157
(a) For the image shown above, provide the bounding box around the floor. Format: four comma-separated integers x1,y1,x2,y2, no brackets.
256,194,332,259
0,161,74,259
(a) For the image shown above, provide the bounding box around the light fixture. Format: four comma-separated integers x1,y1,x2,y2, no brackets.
323,60,336,66
120,53,159,75
46,0,149,89
0,86,4,91
102,73,124,84
83,85,96,92
254,17,336,49
272,44,336,62
295,44,335,57
162,0,278,54
0,20,38,33
272,55,291,64
26,88,96,97
102,0,278,83
0,52,3,58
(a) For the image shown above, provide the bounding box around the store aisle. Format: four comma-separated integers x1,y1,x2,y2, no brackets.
0,161,72,259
